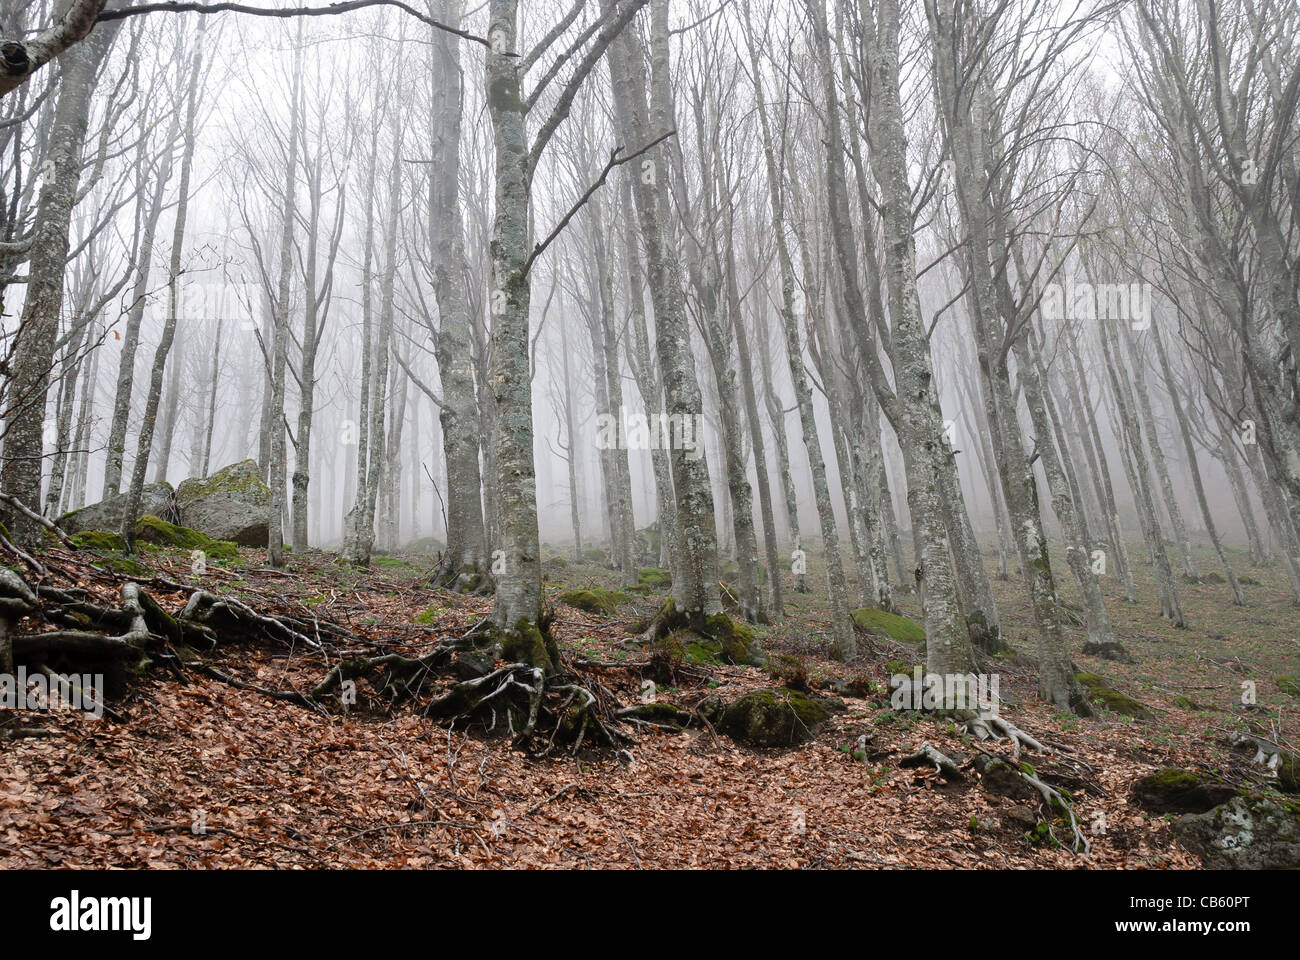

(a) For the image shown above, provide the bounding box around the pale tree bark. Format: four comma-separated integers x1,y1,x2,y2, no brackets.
1149,310,1244,603
267,28,305,568
1097,305,1186,625
0,23,113,546
102,106,181,498
743,3,854,656
427,0,488,584
924,0,1085,708
618,175,679,575
1123,325,1198,580
605,0,722,624
120,27,205,549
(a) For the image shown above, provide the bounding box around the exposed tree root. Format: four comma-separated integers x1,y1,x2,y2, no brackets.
0,556,650,757
428,558,495,596
900,741,965,780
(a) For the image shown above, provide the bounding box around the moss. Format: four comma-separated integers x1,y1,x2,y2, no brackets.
558,588,629,616
94,556,148,577
622,702,691,727
134,516,239,561
1277,676,1300,698
716,688,830,747
1075,672,1155,719
637,567,672,589
497,618,560,674
1172,694,1204,711
1132,768,1237,813
373,556,410,570
175,460,269,505
851,607,925,646
72,530,129,552
581,548,606,564
702,612,764,666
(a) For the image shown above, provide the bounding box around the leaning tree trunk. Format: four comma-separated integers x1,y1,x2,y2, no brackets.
745,11,854,656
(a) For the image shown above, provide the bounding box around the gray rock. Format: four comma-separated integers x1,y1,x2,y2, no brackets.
176,460,271,546
57,482,175,535
1172,794,1300,869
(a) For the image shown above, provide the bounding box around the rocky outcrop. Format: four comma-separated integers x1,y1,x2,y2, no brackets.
57,483,175,535
1172,794,1300,869
175,460,271,547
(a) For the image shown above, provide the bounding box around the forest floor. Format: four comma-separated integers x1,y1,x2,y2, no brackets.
1,537,1296,869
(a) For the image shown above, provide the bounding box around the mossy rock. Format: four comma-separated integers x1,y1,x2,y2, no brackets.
558,588,630,616
1082,638,1136,663
851,607,925,646
57,482,175,536
1278,676,1300,699
1075,672,1154,719
134,515,239,561
1203,572,1226,585
716,689,830,748
654,628,745,667
637,567,672,589
1238,575,1261,586
1172,695,1204,711
71,530,129,552
175,460,271,546
1132,768,1238,814
581,548,606,564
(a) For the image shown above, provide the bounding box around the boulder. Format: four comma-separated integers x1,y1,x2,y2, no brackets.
716,689,830,748
176,460,271,546
1131,769,1237,814
1082,638,1136,663
57,482,175,535
1172,794,1300,869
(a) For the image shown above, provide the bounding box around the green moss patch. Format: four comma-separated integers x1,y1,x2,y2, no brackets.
71,530,129,552
852,608,925,646
716,689,830,747
1132,768,1238,814
637,568,672,589
134,515,239,561
558,588,630,616
1075,672,1154,719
